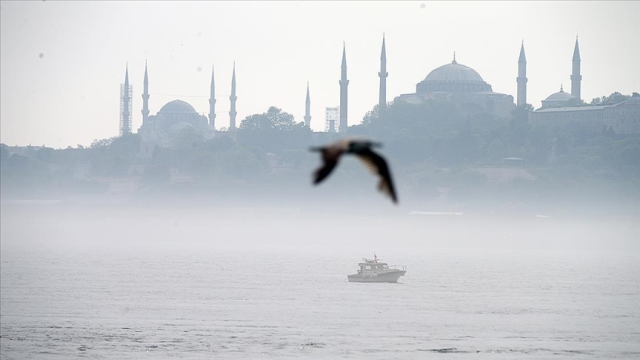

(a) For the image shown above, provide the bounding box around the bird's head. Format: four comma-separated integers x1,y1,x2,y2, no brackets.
348,139,382,152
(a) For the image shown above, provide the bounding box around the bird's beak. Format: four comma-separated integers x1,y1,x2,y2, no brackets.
309,146,322,152
372,142,383,148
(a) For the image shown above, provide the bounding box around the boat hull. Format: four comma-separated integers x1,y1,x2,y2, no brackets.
347,270,406,283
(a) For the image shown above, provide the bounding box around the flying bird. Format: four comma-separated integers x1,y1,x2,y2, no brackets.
310,138,398,204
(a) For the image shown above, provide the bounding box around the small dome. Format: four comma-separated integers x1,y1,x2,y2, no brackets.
544,88,575,102
159,99,197,113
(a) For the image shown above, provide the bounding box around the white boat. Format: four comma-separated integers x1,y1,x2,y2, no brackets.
347,255,406,283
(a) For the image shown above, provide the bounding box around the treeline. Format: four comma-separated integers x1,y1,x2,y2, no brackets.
1,94,639,216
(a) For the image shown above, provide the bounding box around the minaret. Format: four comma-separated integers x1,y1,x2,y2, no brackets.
516,41,527,106
304,82,311,127
571,36,582,102
209,65,216,129
378,33,388,116
229,62,237,131
141,60,149,125
339,42,349,133
120,63,131,135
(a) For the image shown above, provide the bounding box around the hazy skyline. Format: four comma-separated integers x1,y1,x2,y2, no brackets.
1,1,639,149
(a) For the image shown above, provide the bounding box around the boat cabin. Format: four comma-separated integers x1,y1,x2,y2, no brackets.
357,259,390,275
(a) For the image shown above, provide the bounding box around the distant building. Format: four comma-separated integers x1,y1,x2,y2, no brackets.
120,35,637,149
120,65,132,136
532,37,584,111
304,82,311,128
530,93,640,135
339,43,349,133
325,106,340,133
138,99,214,153
395,52,516,118
527,37,639,135
131,62,224,156
529,105,607,133
604,94,640,134
540,85,577,109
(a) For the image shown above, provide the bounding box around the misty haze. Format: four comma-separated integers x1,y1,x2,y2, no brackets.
1,1,639,359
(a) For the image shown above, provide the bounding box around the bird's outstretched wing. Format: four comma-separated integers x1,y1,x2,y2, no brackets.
312,148,342,185
356,148,398,204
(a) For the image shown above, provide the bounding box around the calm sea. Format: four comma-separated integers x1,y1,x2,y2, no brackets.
1,204,639,359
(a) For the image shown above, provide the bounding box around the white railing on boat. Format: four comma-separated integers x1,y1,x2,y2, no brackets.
388,265,406,271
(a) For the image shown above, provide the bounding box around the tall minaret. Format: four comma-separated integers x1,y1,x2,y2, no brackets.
516,41,527,106
304,82,311,128
209,65,216,129
339,42,349,133
378,33,388,116
571,36,582,101
229,62,237,131
120,63,132,135
141,60,149,125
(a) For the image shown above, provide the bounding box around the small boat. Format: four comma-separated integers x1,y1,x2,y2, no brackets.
347,255,406,283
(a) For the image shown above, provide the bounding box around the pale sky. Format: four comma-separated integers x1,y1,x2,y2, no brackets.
1,1,639,149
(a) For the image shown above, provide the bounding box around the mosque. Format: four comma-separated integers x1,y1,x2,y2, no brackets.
122,63,231,157
117,36,638,156
393,52,516,118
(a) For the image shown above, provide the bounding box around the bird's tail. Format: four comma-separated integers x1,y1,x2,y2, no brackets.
309,146,323,152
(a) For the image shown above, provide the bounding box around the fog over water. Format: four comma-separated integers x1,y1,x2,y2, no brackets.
2,202,639,359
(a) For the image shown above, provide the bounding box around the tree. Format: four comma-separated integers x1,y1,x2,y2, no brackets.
175,126,204,149
240,106,297,131
1,144,10,164
279,148,312,169
90,156,130,177
237,106,311,154
216,146,267,181
91,137,116,148
523,125,554,165
151,145,162,161
487,139,508,164
590,92,631,106
36,147,55,163
554,130,574,157
110,133,141,159
1,154,53,194
566,97,586,107
511,104,533,124
204,136,234,152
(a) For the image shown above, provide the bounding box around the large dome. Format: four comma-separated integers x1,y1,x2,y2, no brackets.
159,99,197,113
417,59,492,93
